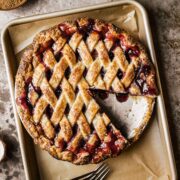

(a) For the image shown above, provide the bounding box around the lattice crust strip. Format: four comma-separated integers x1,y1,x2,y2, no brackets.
15,18,158,164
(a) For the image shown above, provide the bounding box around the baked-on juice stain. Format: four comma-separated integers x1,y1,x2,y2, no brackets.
135,64,156,95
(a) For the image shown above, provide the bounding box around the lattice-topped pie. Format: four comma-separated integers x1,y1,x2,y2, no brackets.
15,18,158,164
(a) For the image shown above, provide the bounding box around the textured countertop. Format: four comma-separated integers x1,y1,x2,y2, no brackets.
0,0,179,179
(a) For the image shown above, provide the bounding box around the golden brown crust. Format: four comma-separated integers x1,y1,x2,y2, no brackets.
15,18,158,164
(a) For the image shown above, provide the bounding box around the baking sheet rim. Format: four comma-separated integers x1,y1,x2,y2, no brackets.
1,0,177,179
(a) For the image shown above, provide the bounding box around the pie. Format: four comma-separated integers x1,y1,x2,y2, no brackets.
15,18,158,164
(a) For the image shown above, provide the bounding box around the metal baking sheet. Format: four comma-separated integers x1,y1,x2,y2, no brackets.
1,1,177,179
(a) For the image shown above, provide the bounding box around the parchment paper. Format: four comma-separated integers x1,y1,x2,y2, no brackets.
8,4,171,180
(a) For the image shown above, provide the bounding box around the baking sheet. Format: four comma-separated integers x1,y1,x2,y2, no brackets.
1,1,177,180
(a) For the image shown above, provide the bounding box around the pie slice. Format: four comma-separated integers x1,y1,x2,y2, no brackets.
15,18,158,164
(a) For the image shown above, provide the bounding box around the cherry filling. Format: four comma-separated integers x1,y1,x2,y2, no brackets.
85,143,97,154
83,67,87,77
54,124,60,134
54,51,63,62
106,37,122,61
144,87,156,96
118,34,126,47
17,91,33,114
75,86,79,95
36,53,43,63
82,104,86,113
140,64,151,76
100,67,105,79
55,86,62,98
88,88,129,102
127,46,140,57
117,69,123,80
75,50,81,61
27,77,42,97
76,19,95,41
97,91,109,100
36,39,54,55
17,78,35,114
64,67,71,79
45,67,52,81
108,51,114,60
106,130,119,154
37,53,53,81
87,19,95,31
110,39,120,51
116,93,129,103
124,51,131,63
92,25,109,41
79,139,86,148
59,23,76,41
56,138,67,150
74,125,126,162
45,105,53,119
68,143,79,154
89,89,109,100
67,126,81,153
135,64,156,95
72,124,78,135
125,46,140,63
84,133,100,154
92,126,123,162
28,78,42,100
91,49,98,60
105,32,117,42
34,87,42,97
100,25,109,39
64,104,70,115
